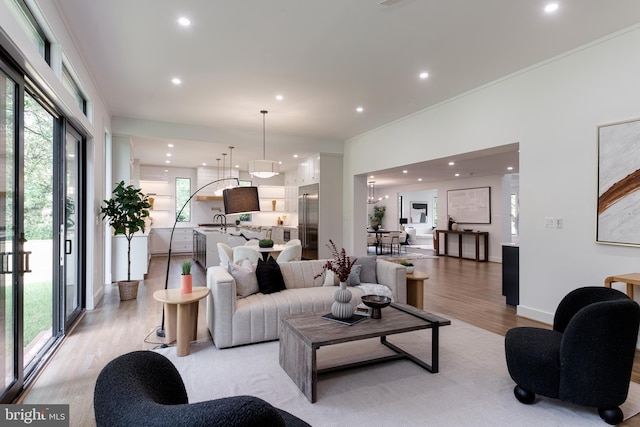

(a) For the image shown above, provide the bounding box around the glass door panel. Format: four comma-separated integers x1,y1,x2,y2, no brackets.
22,92,54,372
0,66,18,399
64,128,81,323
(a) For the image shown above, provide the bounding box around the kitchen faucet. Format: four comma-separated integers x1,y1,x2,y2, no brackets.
213,213,227,231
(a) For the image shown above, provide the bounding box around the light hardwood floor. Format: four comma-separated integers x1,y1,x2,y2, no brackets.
19,252,640,426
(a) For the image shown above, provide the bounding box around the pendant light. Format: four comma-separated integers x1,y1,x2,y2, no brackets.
248,110,280,178
368,181,377,204
214,157,223,196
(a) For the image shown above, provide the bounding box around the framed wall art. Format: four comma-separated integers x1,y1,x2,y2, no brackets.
597,117,640,246
447,187,491,224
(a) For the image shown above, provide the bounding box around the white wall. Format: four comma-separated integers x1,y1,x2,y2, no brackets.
343,24,640,325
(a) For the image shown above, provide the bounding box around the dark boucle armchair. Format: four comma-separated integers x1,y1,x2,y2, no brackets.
94,351,310,427
505,286,640,425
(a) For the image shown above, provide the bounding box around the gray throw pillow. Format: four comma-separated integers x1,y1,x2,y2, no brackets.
355,256,377,283
229,259,259,298
348,264,362,286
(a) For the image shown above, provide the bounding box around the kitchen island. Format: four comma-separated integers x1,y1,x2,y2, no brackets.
193,226,264,269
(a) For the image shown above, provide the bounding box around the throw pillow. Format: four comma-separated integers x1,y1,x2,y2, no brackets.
229,259,259,298
348,264,362,286
355,256,377,283
323,270,339,286
255,256,286,294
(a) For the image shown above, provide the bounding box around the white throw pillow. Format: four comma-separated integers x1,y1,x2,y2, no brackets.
323,270,339,286
229,259,259,298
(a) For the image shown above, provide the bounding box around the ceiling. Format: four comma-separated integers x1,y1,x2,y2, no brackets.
53,0,640,187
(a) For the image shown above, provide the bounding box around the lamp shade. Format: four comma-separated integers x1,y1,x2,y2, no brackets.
223,186,261,214
248,159,280,179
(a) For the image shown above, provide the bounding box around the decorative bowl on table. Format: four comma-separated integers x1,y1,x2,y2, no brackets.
360,295,392,319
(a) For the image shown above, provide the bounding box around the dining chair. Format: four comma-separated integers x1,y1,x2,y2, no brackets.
217,243,233,267
276,244,302,262
233,246,260,265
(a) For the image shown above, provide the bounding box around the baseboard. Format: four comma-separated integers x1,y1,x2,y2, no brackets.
516,305,553,325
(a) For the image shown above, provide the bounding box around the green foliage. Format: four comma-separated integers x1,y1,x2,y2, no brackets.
101,181,150,281
259,239,273,246
181,260,192,275
399,260,414,267
369,205,386,227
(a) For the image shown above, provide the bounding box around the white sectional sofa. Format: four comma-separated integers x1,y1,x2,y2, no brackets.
206,257,406,349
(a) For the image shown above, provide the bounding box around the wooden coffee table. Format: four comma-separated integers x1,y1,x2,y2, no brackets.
279,303,450,402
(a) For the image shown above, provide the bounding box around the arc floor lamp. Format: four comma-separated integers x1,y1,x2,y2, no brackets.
156,177,260,337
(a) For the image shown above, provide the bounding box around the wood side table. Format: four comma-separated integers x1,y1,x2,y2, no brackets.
406,271,429,309
604,273,640,299
153,287,210,356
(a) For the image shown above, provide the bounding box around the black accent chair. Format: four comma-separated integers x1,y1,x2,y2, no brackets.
505,287,640,425
94,351,310,427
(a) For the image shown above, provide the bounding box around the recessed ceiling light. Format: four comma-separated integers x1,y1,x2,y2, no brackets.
164,169,168,172
202,162,207,166
356,107,364,113
171,78,181,85
507,166,514,171
402,170,408,174
165,160,171,164
544,3,559,13
235,164,239,168
369,175,375,179
419,71,429,79
275,94,284,101
455,173,460,177
166,153,172,157
448,161,455,166
293,154,298,158
278,161,283,165
418,178,422,182
178,17,191,27
168,143,174,148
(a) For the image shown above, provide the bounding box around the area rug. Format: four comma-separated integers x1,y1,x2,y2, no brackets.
155,317,640,426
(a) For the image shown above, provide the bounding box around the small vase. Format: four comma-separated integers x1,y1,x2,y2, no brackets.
332,281,353,319
181,274,192,294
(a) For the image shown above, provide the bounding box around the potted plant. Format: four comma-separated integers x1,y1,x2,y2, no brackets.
181,260,193,294
101,181,151,300
369,205,386,230
259,238,274,248
399,260,414,274
316,240,357,319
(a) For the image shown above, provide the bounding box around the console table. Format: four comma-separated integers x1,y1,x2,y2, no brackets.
435,229,489,262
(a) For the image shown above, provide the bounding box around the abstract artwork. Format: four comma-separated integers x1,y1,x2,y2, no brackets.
597,118,640,246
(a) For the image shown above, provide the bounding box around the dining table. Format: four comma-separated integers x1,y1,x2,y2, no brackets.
255,244,287,261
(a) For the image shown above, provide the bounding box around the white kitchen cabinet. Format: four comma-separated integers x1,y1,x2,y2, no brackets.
150,227,193,254
297,155,319,185
150,228,171,254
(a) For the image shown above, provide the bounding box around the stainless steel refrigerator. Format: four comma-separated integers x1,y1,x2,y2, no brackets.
298,184,319,260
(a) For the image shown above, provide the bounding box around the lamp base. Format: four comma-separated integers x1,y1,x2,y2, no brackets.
156,328,165,337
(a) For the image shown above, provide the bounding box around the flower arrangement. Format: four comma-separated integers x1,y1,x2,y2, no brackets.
316,240,356,282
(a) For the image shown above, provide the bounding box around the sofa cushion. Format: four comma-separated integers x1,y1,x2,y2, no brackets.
355,256,377,284
256,257,286,294
229,259,259,298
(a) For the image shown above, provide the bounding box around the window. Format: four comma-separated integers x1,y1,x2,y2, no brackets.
175,178,191,222
11,0,50,63
62,63,87,114
510,194,519,236
433,196,438,227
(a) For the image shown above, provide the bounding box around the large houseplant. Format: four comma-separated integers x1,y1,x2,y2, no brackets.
101,181,150,300
369,205,386,230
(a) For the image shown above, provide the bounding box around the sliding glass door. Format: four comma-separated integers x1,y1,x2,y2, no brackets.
0,54,85,402
0,56,20,402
